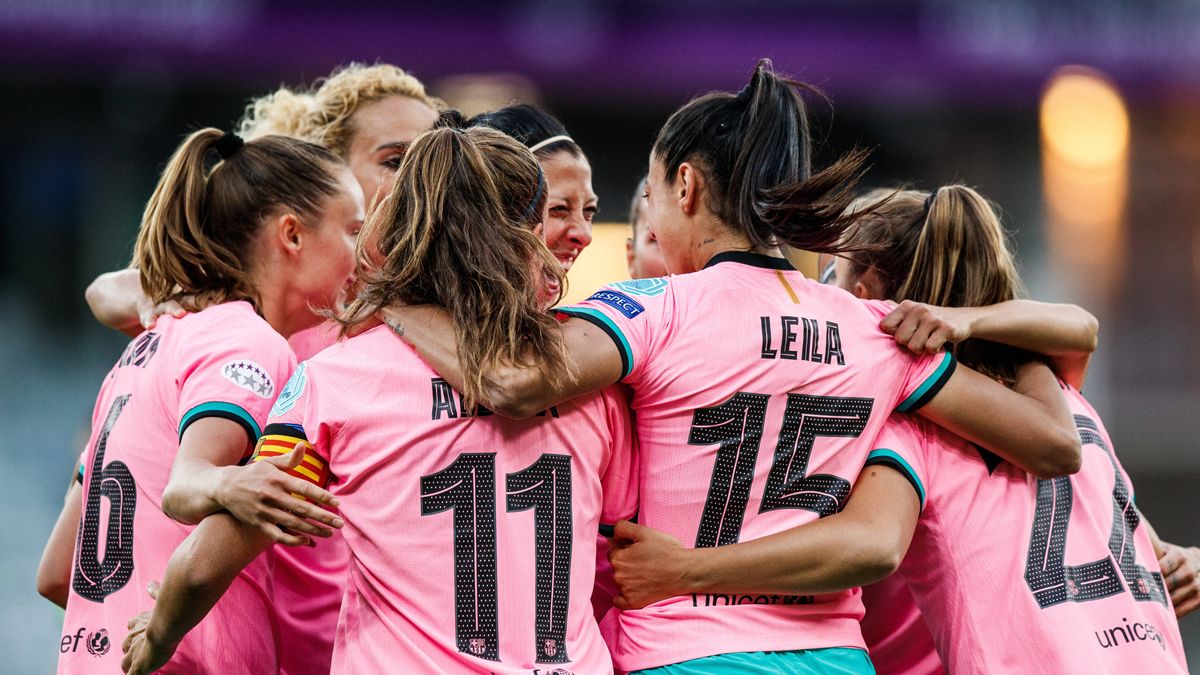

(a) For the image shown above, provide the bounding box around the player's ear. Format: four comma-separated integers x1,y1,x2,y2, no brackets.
677,162,704,216
268,212,305,259
852,267,888,301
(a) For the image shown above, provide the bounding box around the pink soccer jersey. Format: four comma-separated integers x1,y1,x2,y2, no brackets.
260,324,638,674
557,252,956,671
272,534,349,675
859,576,945,675
867,387,1187,674
287,321,339,362
59,301,294,674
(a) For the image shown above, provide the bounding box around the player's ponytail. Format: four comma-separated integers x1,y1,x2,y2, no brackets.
133,128,344,312
338,125,569,409
848,185,1030,383
653,58,877,254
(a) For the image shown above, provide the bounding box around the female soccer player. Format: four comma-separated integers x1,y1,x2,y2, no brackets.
85,62,440,342
606,186,1187,674
67,63,440,675
380,60,1080,673
469,104,598,275
626,176,668,279
121,123,637,675
49,128,364,675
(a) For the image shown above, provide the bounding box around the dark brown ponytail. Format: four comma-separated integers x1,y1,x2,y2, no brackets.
652,59,875,254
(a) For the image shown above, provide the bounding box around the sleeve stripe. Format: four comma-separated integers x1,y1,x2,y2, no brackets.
178,401,262,444
896,352,957,413
865,448,926,511
557,307,634,379
76,461,85,485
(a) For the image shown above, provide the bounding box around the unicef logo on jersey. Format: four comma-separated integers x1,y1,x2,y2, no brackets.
86,629,110,657
270,362,308,417
610,277,668,297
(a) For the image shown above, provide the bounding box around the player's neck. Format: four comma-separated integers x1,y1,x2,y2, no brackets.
682,215,783,273
252,274,308,339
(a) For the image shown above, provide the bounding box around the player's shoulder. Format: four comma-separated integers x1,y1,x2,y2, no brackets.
182,301,288,349
579,277,674,316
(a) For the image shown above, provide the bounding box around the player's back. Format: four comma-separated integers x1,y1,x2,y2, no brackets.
880,387,1186,674
268,325,636,674
859,576,944,675
60,301,289,674
562,253,955,671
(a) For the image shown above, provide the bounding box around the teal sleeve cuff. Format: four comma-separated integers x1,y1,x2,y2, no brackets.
865,448,926,511
896,352,957,413
178,401,262,444
557,307,635,379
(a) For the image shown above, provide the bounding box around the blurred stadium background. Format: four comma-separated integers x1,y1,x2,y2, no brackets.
3,1,1198,670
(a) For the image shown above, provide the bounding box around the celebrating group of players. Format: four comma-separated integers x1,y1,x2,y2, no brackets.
36,58,1198,674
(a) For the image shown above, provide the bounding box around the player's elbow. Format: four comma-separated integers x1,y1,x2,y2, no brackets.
160,484,204,526
36,564,69,608
1071,306,1100,353
1031,432,1083,479
858,534,905,583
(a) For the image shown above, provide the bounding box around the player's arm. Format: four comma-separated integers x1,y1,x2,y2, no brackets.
882,299,1098,389
380,304,622,418
161,418,341,545
85,268,184,338
121,513,272,675
918,360,1081,478
37,479,83,608
607,464,920,609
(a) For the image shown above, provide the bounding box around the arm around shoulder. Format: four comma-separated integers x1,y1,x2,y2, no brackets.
918,361,1081,478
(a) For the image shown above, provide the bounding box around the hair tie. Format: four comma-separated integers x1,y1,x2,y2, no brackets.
734,82,754,104
215,131,244,160
528,134,573,154
921,187,940,221
521,165,546,222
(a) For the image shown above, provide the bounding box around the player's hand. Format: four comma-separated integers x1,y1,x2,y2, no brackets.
1158,543,1200,618
879,301,971,354
215,443,343,547
608,520,692,610
137,296,186,330
121,582,175,675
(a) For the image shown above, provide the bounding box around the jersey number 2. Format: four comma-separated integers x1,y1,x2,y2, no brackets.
421,453,572,664
1023,414,1167,609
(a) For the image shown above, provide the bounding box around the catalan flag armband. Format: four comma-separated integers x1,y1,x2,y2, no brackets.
251,422,333,495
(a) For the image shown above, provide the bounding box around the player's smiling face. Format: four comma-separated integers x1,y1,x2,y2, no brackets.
538,149,597,273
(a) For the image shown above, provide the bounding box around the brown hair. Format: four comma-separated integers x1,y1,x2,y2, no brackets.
338,123,568,408
240,63,442,159
848,185,1030,382
132,129,345,311
652,59,879,254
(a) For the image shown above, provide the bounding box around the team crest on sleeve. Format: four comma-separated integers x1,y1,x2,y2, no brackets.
222,360,275,398
270,362,307,416
586,289,645,319
610,277,669,297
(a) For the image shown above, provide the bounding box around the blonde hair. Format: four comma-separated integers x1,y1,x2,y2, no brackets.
848,185,1029,382
239,63,442,158
338,123,568,409
133,129,344,311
